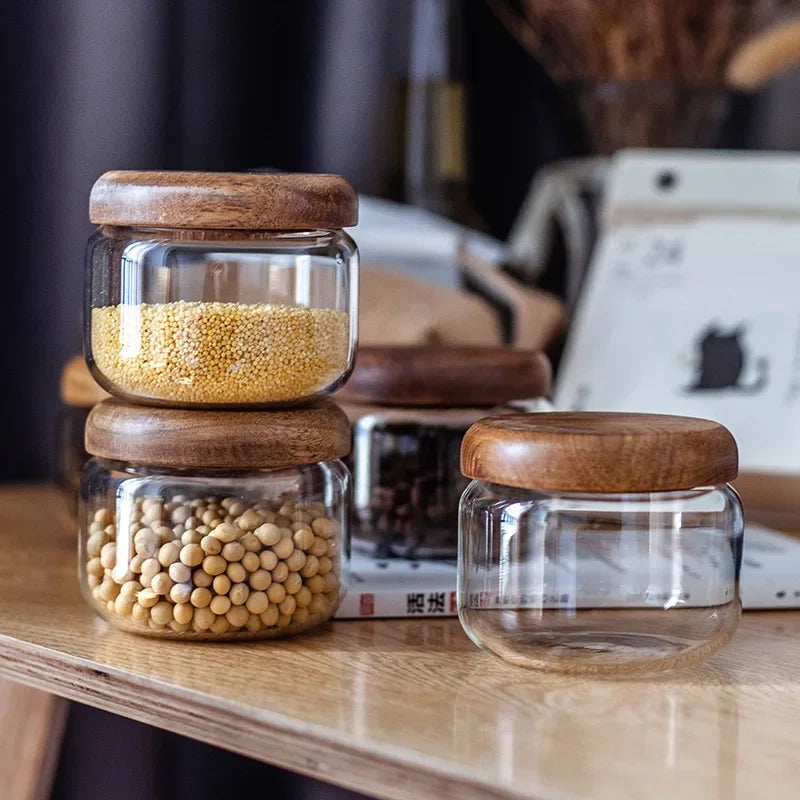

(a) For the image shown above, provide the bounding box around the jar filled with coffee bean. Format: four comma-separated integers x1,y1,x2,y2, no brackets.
79,399,350,639
338,347,551,559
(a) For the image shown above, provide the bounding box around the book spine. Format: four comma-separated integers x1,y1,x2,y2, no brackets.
334,580,800,614
335,588,458,619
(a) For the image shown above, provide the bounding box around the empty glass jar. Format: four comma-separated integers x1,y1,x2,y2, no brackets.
340,346,551,559
80,399,351,639
85,171,359,407
459,412,743,674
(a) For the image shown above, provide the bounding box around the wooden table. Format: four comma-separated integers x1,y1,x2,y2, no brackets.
0,484,798,800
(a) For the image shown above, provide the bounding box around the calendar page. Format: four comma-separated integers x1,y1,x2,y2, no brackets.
554,151,800,475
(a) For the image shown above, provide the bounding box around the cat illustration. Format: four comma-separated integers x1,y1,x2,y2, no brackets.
688,324,768,393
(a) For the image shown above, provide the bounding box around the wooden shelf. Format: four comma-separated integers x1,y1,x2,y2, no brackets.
1,484,799,800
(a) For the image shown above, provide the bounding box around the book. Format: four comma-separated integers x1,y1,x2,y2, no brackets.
336,550,458,618
335,524,800,618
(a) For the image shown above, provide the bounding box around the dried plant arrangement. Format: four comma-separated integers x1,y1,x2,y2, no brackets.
490,0,797,83
488,0,800,150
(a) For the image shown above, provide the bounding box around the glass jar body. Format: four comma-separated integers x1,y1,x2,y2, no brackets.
79,457,350,640
349,407,496,559
85,227,358,408
458,480,743,674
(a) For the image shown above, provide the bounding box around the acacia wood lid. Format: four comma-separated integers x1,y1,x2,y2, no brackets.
60,356,111,407
89,171,358,230
461,412,738,493
86,399,351,469
336,346,551,407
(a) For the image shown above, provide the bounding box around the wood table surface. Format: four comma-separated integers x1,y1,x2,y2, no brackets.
0,483,798,800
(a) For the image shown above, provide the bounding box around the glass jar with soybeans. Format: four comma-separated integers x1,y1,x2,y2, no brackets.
339,346,551,559
458,412,743,675
79,399,351,639
85,171,359,408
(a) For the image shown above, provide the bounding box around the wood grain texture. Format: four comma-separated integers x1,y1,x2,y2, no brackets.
337,346,552,407
0,679,67,800
89,171,358,230
86,398,351,468
59,356,110,408
1,485,799,800
462,411,738,492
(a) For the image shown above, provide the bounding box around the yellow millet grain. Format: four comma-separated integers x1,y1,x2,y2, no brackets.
91,301,350,404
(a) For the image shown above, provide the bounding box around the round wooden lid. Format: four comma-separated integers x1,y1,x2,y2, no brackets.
336,347,551,407
60,356,110,407
461,412,738,492
89,171,358,230
86,399,351,469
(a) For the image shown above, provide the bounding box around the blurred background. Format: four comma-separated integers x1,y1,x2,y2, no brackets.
7,0,800,481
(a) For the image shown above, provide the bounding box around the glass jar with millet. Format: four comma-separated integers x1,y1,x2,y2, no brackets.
85,171,359,408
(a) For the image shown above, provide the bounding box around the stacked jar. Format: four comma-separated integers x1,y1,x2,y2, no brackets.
58,355,110,528
79,171,359,639
337,346,552,559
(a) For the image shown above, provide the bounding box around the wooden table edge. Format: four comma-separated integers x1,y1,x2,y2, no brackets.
0,632,549,800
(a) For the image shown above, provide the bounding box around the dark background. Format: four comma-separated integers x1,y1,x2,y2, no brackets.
1,0,798,481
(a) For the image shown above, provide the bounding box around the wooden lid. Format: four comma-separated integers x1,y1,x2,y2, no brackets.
86,399,351,469
89,171,358,230
336,347,551,407
59,356,110,407
461,412,738,492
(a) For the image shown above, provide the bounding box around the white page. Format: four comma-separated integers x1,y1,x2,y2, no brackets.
555,217,800,473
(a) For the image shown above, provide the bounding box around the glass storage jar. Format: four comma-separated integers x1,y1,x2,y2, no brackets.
58,355,110,528
459,412,743,675
80,399,351,639
339,346,551,559
85,171,359,408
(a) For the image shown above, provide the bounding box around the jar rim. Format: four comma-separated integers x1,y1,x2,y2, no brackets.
96,225,345,242
90,457,345,478
469,479,730,500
